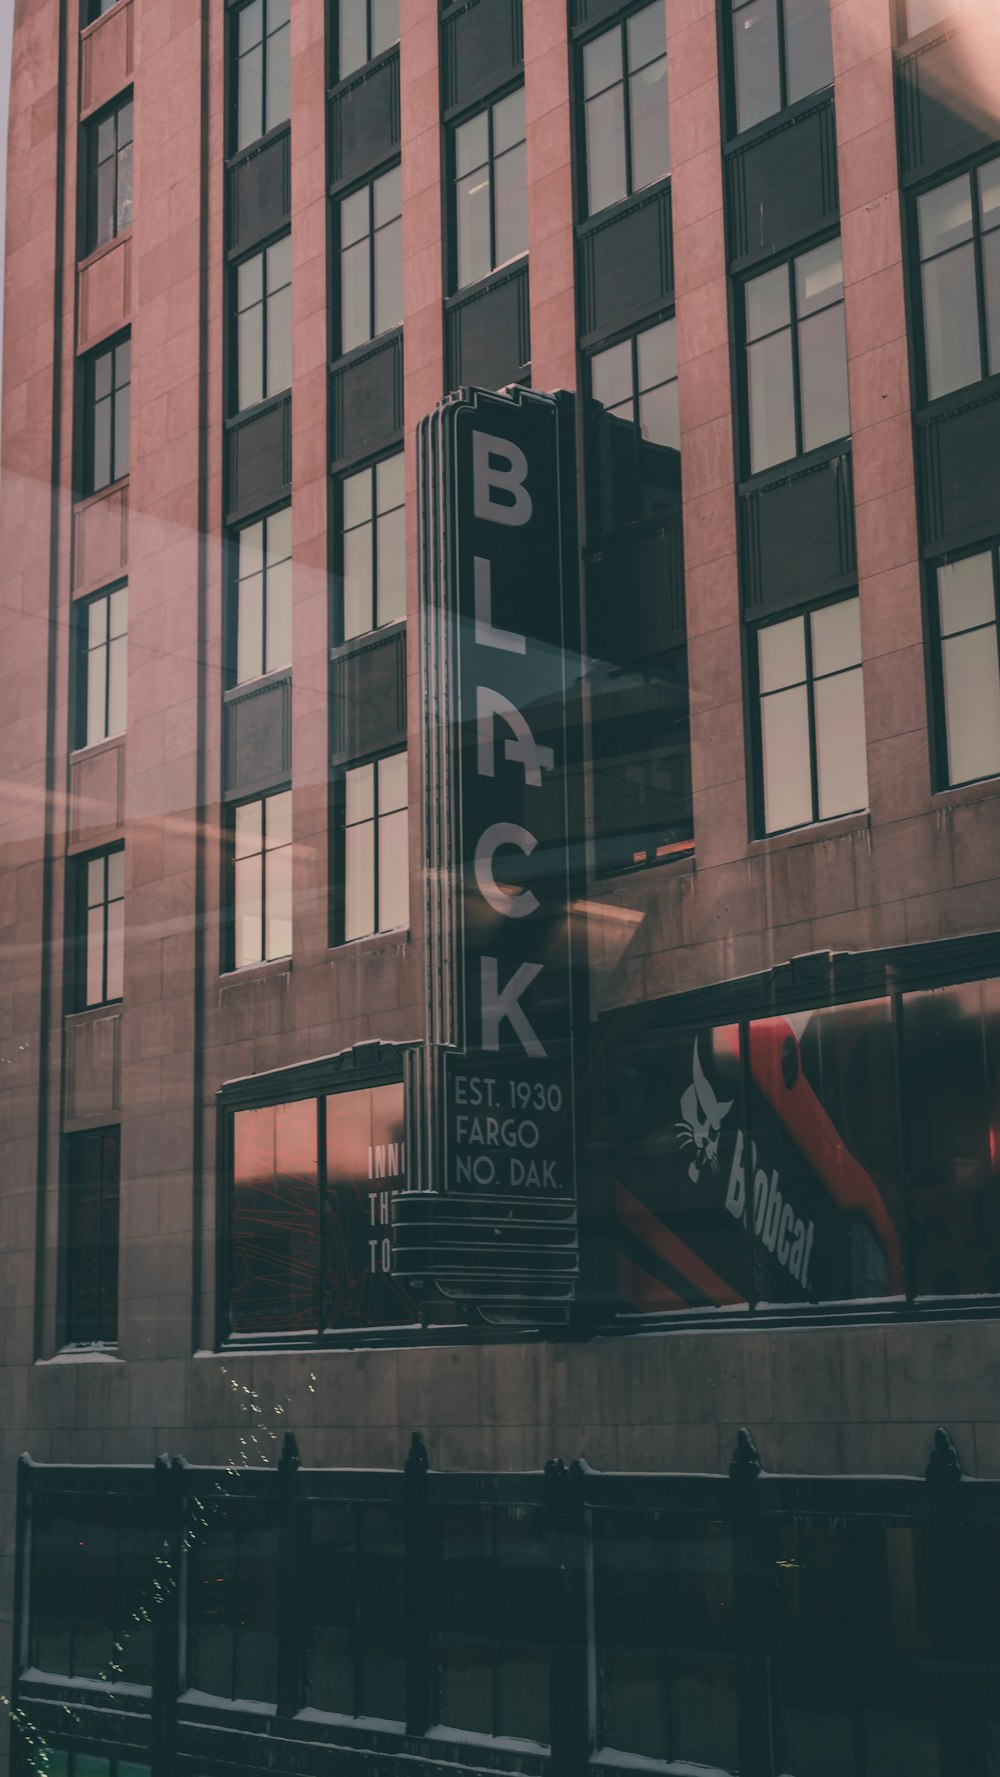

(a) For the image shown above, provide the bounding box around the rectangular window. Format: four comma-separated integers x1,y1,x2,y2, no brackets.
337,0,399,80
227,1079,414,1335
590,647,693,873
83,96,133,255
581,1,669,218
755,595,867,834
589,315,680,534
339,751,408,942
434,1502,551,1743
917,153,1000,402
188,1495,281,1702
74,846,125,1008
934,546,1000,787
305,1500,406,1717
730,0,833,136
338,454,405,639
64,1128,120,1345
338,167,402,354
29,1489,154,1685
233,507,292,683
231,789,293,968
744,236,849,473
85,0,124,21
452,88,527,292
75,583,127,749
235,235,291,412
233,0,290,153
83,336,130,494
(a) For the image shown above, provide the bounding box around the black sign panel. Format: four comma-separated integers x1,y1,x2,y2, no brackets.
396,387,583,1324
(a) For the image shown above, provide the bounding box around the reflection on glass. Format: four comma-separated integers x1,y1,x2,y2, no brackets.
582,3,668,217
237,507,291,682
746,239,847,469
784,0,833,107
233,790,292,966
454,91,526,290
732,0,780,132
343,753,408,940
232,1099,319,1331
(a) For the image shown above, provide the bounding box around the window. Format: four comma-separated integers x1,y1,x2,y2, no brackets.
233,0,290,153
452,88,527,291
231,789,293,968
28,1488,154,1684
337,0,399,80
754,596,868,834
339,751,408,941
85,0,124,20
74,847,125,1008
82,336,130,494
75,584,127,749
744,236,849,474
28,1757,150,1777
933,546,1000,787
581,2,669,218
233,507,292,683
338,454,405,639
64,1128,120,1345
83,96,132,255
188,1495,280,1702
917,154,1000,402
589,316,680,534
338,168,402,354
590,648,693,873
902,0,953,37
226,1080,414,1335
434,1503,551,1742
235,235,291,411
730,0,833,135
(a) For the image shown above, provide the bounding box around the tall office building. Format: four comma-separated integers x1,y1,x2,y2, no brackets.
2,0,1000,1771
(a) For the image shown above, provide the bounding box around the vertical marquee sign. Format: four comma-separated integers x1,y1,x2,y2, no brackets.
393,387,584,1325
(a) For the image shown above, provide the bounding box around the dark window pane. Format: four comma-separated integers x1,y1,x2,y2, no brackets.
746,262,789,338
105,893,125,999
189,1501,237,1697
374,214,402,335
941,625,1000,785
370,0,398,56
456,166,492,288
761,681,811,831
594,1510,669,1757
305,1502,356,1712
590,647,693,872
629,55,669,189
266,22,291,129
436,1507,495,1732
495,1506,551,1743
903,979,1000,1295
798,301,850,451
340,0,369,77
586,85,627,215
95,157,116,247
666,1517,738,1768
92,393,112,492
813,663,867,818
748,327,795,470
30,1495,75,1673
494,139,527,267
238,304,264,408
921,244,981,398
236,1508,280,1702
117,137,133,232
341,237,371,351
231,1098,320,1331
747,999,902,1303
784,0,833,106
113,380,130,480
733,0,780,133
73,1498,117,1677
238,39,264,147
323,1080,415,1330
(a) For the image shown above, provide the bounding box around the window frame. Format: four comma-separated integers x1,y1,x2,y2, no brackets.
332,449,406,643
226,786,294,972
228,504,293,687
216,1052,414,1347
739,232,849,479
83,0,125,24
912,145,1000,410
81,92,133,259
335,164,403,358
62,1126,121,1348
231,231,292,416
926,540,1000,792
331,747,409,946
80,333,131,497
332,0,400,85
73,581,128,751
71,844,125,1012
749,591,868,837
230,0,292,156
725,0,835,142
448,84,528,296
585,308,681,540
575,0,671,223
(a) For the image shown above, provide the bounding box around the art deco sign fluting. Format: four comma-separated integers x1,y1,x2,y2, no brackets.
393,387,584,1325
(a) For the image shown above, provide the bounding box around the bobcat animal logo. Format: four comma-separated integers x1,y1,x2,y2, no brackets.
677,1038,733,1184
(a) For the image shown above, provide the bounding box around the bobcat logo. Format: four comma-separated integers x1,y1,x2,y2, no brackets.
677,1039,733,1184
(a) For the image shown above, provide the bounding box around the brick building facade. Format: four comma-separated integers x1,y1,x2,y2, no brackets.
2,0,1000,1772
